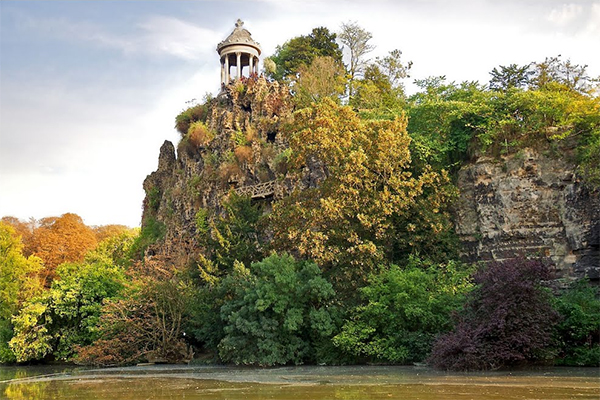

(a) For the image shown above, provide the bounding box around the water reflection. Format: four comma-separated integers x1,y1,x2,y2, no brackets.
1,365,598,400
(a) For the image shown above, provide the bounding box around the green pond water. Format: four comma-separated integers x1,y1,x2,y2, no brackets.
0,364,598,400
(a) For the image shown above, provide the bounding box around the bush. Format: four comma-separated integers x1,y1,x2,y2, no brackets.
234,145,253,165
128,218,166,260
554,281,600,366
428,258,559,370
187,121,214,148
75,278,192,366
175,103,210,136
217,254,337,366
333,259,472,364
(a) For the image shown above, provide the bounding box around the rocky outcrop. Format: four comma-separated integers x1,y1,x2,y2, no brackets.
140,77,295,269
455,147,599,280
142,77,598,280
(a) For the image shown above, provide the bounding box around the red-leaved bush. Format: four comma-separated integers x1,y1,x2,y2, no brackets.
428,258,559,370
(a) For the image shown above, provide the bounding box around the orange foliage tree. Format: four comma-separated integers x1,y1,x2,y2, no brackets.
29,213,97,284
93,224,132,243
1,216,37,257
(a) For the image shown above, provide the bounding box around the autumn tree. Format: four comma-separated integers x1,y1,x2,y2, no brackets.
270,99,457,293
292,56,347,108
1,216,37,256
29,213,97,284
93,224,133,243
74,277,192,366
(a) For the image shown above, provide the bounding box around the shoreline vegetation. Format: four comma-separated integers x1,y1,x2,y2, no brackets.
1,21,599,372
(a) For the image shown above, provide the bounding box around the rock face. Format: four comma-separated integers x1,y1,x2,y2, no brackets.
455,148,599,280
142,77,598,280
140,77,295,269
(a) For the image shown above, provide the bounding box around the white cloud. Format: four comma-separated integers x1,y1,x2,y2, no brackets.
18,12,219,61
584,3,600,37
547,3,584,26
136,16,221,60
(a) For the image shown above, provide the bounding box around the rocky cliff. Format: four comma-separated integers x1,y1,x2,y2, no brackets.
141,78,599,280
455,146,599,280
141,77,294,269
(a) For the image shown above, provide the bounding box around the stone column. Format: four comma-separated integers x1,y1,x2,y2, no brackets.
220,58,225,85
249,56,254,76
224,55,230,83
236,52,242,79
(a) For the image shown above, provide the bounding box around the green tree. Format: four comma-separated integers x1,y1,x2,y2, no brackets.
351,63,406,115
531,55,596,93
271,99,457,293
0,222,43,362
9,259,126,362
554,281,600,366
376,49,412,89
333,259,472,363
407,78,489,172
197,193,265,280
267,27,342,81
488,63,533,91
217,254,337,366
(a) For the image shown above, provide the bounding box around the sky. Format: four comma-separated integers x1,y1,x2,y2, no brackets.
1,0,599,227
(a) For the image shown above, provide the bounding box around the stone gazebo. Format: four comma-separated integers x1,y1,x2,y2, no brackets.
217,19,261,86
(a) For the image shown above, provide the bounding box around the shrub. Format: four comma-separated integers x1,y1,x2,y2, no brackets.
218,161,242,183
234,145,253,165
128,218,166,260
217,254,337,366
75,278,192,366
428,258,559,370
187,121,214,148
333,259,473,364
554,281,600,366
175,103,210,135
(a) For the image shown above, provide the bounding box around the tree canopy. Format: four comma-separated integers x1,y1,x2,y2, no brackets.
266,27,343,81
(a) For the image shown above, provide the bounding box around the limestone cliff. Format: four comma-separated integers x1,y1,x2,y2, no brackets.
455,147,599,280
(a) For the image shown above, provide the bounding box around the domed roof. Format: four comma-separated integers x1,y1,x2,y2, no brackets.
216,19,261,55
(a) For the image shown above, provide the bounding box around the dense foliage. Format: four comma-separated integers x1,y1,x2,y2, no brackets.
333,259,472,363
0,222,43,363
217,254,337,366
265,27,342,81
554,281,600,366
2,22,598,372
271,98,457,294
428,258,559,370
